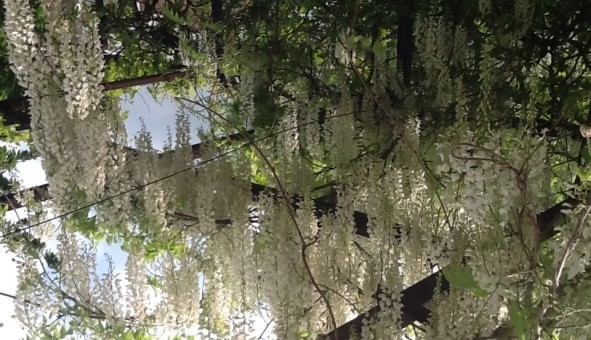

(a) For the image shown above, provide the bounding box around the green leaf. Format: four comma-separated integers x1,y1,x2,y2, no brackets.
575,164,591,182
121,330,135,340
508,301,532,339
253,85,281,128
443,264,488,297
161,6,186,25
373,40,388,58
69,217,98,240
582,145,591,164
538,247,555,280
44,251,61,271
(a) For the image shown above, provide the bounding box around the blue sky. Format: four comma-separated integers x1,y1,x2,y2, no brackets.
0,87,206,337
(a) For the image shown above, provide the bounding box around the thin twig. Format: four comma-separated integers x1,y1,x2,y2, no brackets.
256,317,274,340
536,204,591,336
553,204,591,291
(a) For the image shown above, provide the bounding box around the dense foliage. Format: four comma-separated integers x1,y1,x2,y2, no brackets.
2,0,591,339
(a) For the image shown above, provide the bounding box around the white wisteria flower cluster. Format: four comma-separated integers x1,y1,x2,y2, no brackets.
4,0,112,213
3,0,585,339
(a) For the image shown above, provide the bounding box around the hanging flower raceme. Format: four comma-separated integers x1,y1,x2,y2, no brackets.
5,0,104,120
4,0,114,210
